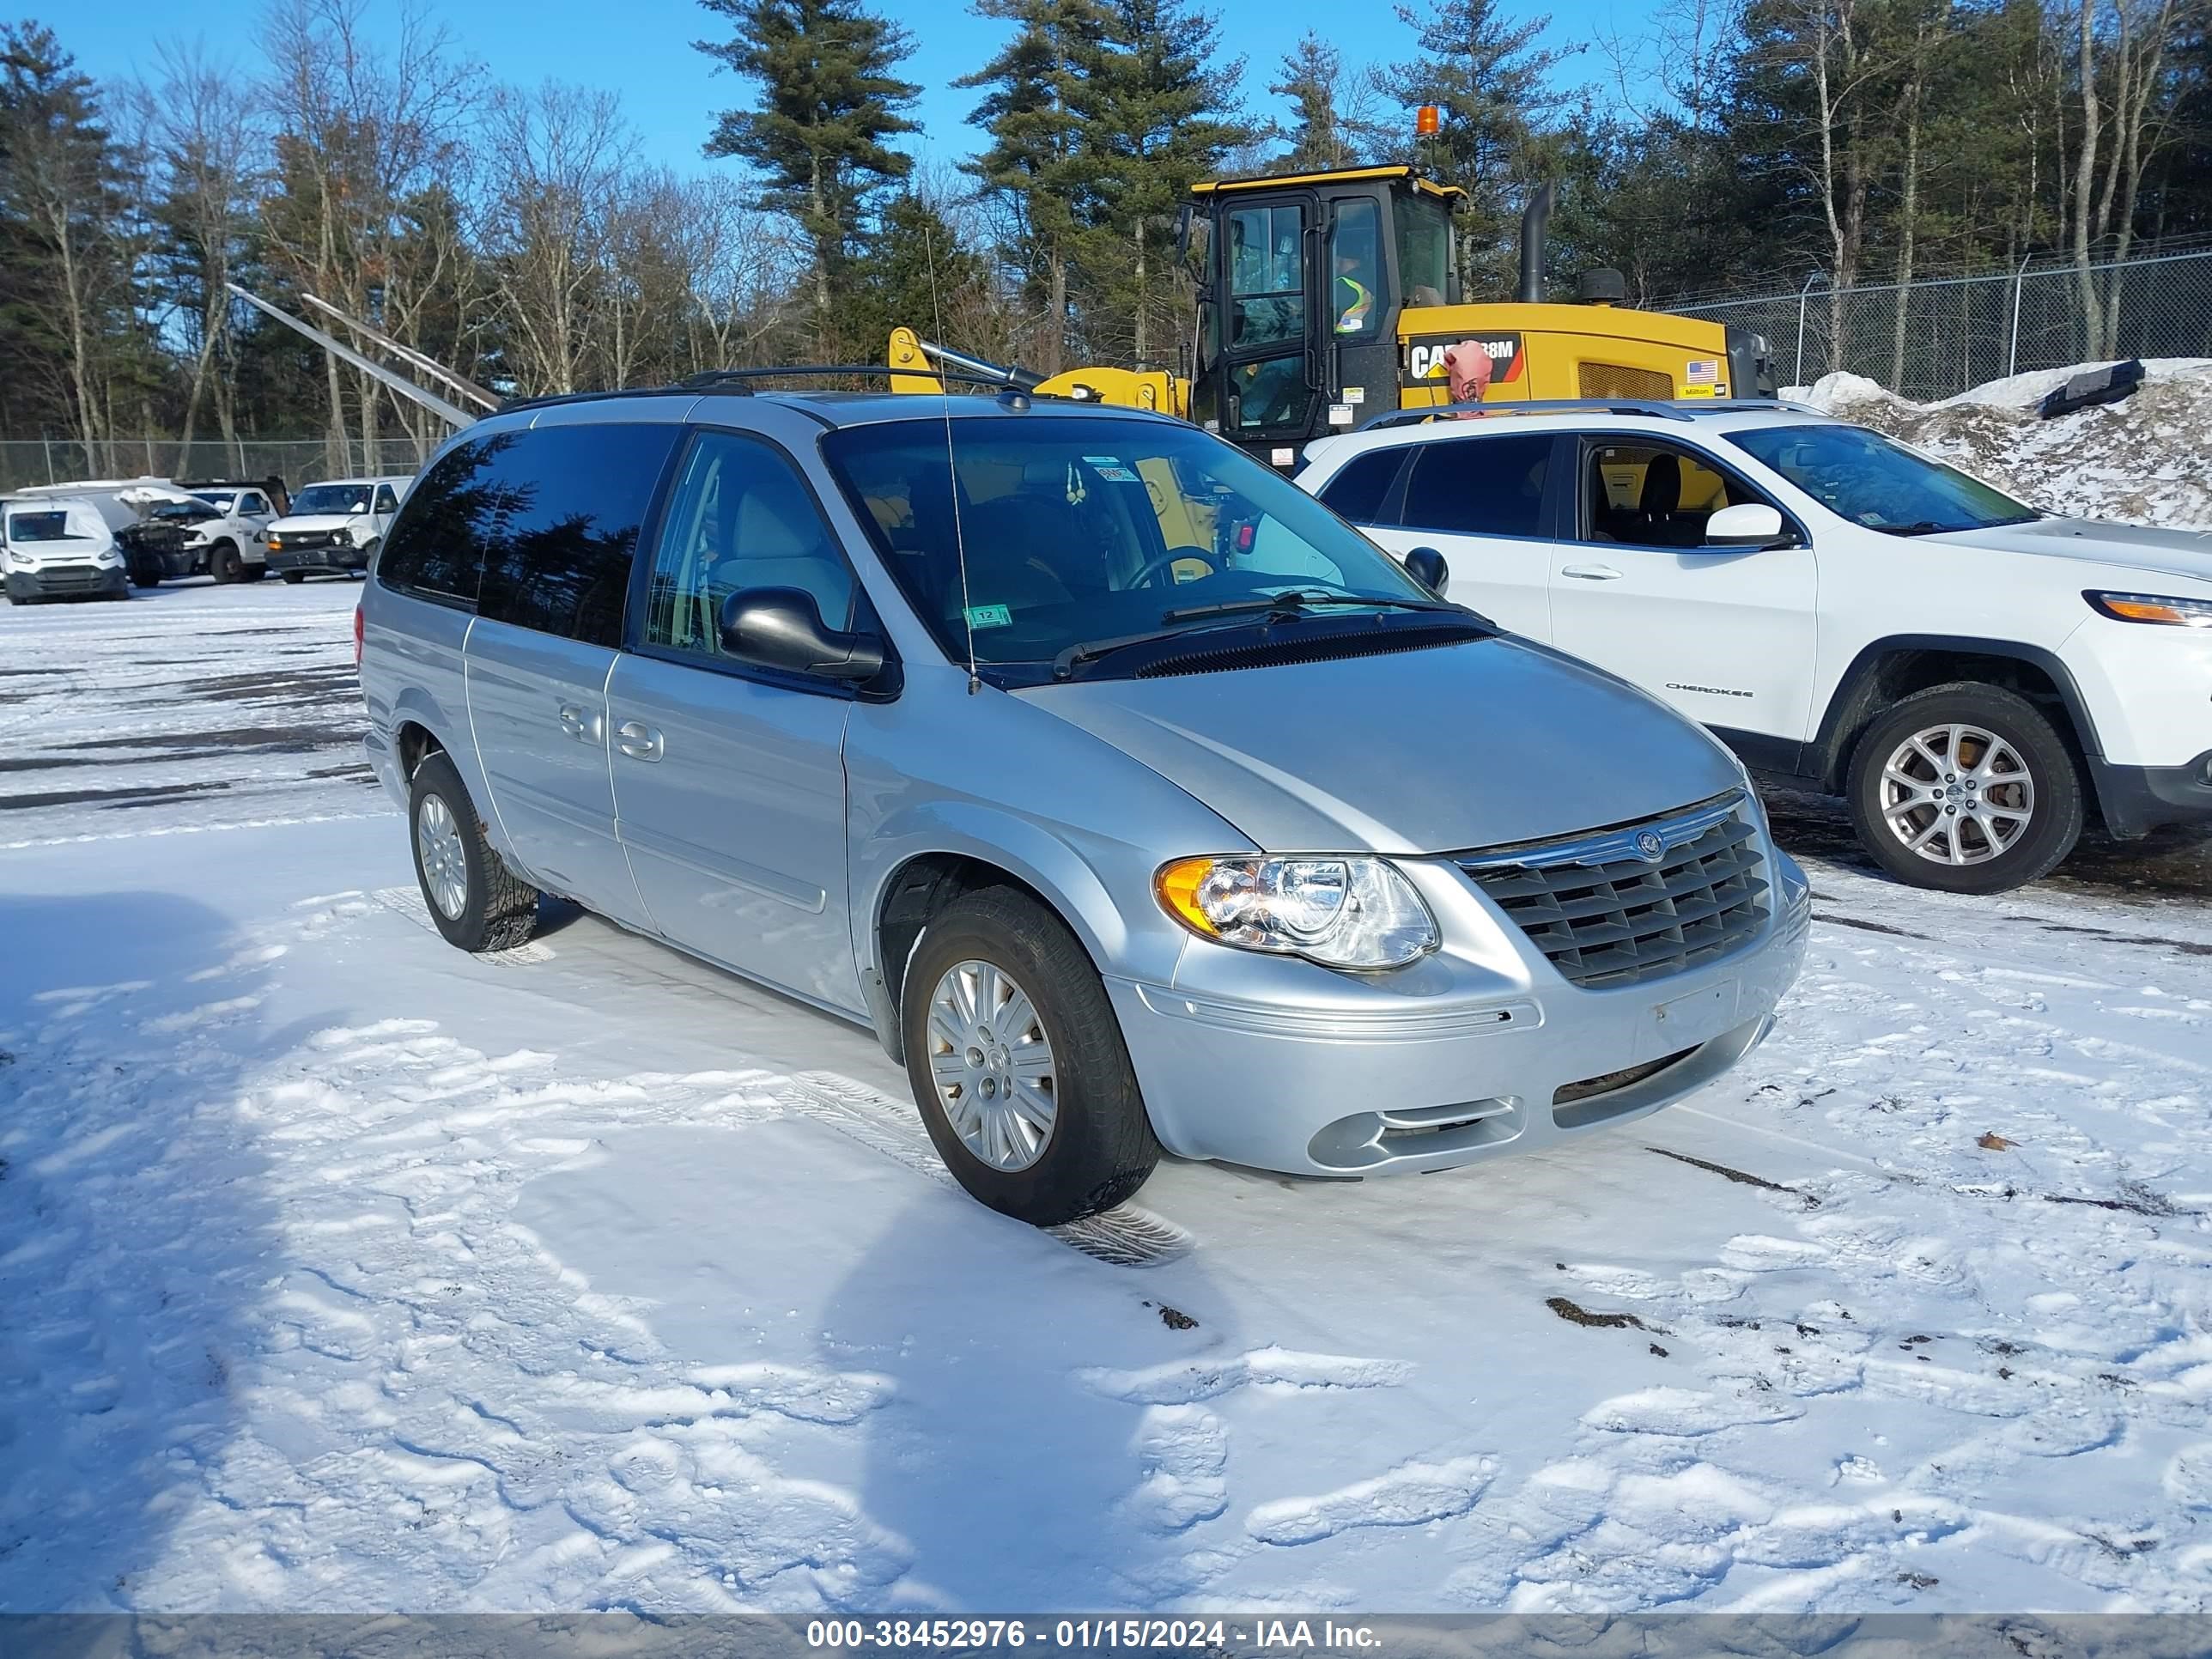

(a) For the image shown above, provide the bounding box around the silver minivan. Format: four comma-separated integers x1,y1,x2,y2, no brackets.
360,386,1809,1225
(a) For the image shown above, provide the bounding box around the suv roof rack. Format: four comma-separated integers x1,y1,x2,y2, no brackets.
499,362,1067,417
1354,397,1826,431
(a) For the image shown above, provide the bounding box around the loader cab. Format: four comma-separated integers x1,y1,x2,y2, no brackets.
1187,167,1464,467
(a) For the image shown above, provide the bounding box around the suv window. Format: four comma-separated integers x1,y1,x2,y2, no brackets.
645,430,858,659
1583,440,1766,549
474,422,680,647
1317,447,1407,523
1401,434,1553,538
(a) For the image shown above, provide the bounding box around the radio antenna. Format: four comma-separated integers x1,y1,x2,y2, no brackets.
921,211,981,696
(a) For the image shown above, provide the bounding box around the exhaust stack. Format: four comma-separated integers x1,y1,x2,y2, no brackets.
1517,183,1556,305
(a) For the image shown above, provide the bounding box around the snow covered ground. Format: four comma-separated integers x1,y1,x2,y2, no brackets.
4,581,2212,1616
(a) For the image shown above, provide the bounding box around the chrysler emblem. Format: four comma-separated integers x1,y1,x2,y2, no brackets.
1634,830,1666,862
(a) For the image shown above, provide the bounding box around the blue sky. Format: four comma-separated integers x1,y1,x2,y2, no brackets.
64,0,1632,178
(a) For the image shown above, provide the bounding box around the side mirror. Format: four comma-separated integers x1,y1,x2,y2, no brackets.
1402,545,1450,596
1703,502,1789,549
718,586,886,683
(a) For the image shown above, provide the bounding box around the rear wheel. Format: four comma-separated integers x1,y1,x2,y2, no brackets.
1847,683,2083,894
208,540,242,584
408,749,541,952
900,886,1158,1225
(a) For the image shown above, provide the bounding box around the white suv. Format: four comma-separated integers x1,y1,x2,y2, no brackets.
1297,401,2212,893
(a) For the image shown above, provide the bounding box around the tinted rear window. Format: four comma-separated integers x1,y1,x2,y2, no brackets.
476,423,680,647
378,424,677,636
1317,447,1406,523
378,439,507,608
1401,434,1554,538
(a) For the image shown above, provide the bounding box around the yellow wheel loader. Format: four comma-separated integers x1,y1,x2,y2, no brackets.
890,165,1776,466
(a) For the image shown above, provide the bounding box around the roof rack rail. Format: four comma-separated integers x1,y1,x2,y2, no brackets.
496,363,1055,417
676,364,1028,392
1354,396,1826,431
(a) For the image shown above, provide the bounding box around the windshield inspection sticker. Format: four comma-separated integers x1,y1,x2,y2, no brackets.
964,603,1014,630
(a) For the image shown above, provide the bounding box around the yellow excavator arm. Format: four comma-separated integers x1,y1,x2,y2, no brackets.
888,328,1189,419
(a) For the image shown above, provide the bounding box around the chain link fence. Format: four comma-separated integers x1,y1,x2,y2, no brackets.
1669,247,2212,402
0,436,431,497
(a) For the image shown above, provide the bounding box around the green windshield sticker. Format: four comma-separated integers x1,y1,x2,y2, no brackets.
964,603,1013,629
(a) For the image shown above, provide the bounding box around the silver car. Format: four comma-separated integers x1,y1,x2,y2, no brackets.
359,387,1809,1225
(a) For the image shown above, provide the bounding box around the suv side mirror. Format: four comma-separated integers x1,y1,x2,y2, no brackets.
1402,545,1450,596
1703,502,1789,549
719,586,886,683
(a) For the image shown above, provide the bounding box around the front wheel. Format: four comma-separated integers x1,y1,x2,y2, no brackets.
208,540,242,583
280,570,306,585
409,750,541,952
900,886,1159,1225
1847,683,2083,894
130,563,162,589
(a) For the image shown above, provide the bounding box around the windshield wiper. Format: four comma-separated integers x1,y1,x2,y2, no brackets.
1158,590,1462,625
1053,595,1486,680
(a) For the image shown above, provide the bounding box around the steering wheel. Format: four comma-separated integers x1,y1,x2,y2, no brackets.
1130,545,1224,590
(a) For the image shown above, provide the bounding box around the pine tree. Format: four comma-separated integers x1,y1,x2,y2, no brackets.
697,0,921,341
1074,0,1248,364
1377,0,1566,284
0,23,138,455
1267,33,1359,173
956,0,1109,374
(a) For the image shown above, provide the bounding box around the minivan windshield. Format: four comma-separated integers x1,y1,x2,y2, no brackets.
1726,422,2039,535
292,483,371,515
822,415,1442,682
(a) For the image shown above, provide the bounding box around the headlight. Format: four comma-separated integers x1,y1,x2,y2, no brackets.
1155,855,1437,969
2085,590,2212,627
94,547,123,567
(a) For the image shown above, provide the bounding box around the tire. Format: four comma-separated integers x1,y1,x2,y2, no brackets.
209,540,242,584
408,749,540,952
281,570,306,585
130,563,162,589
241,561,267,583
1846,682,2084,894
900,885,1159,1225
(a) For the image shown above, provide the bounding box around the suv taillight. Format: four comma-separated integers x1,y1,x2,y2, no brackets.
353,601,365,668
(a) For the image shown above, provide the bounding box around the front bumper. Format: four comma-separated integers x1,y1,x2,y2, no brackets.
2087,751,2212,836
5,564,127,600
267,542,368,575
1109,844,1811,1177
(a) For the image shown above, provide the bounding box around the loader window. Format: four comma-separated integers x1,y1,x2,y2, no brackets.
1397,195,1454,307
1228,204,1304,349
1329,200,1382,339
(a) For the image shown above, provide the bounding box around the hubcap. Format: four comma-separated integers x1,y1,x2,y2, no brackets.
1876,722,2036,866
416,793,470,920
925,959,1058,1171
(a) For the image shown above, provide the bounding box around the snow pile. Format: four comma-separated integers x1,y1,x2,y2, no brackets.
1804,358,2212,528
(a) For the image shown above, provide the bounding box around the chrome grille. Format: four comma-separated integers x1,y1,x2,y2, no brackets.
1458,793,1770,989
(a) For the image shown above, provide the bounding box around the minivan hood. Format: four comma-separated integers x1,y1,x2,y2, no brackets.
1942,516,2212,588
1016,635,1743,854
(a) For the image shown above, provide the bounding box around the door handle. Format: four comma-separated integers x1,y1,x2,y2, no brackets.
557,703,601,743
616,720,663,762
1560,563,1623,580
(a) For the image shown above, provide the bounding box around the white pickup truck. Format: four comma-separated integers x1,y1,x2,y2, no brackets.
112,479,287,586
